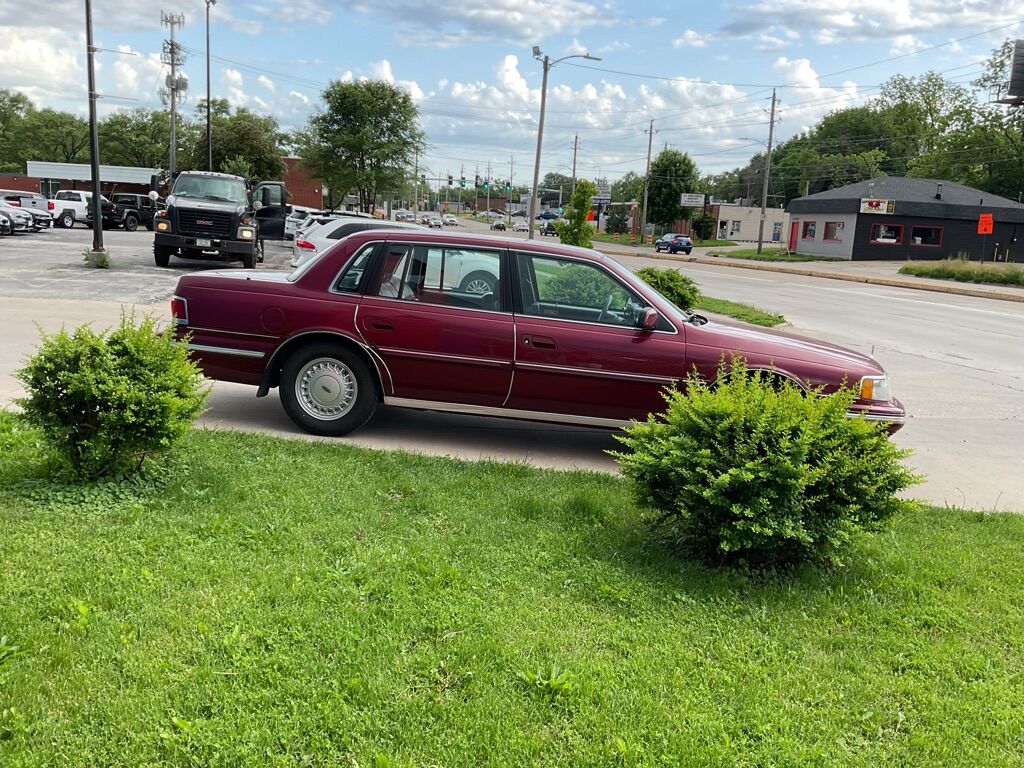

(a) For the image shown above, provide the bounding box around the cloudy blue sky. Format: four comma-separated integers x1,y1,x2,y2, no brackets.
2,0,1022,185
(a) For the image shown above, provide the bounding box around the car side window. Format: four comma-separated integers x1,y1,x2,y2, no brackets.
374,244,502,311
516,253,644,328
55,191,70,201
332,243,379,293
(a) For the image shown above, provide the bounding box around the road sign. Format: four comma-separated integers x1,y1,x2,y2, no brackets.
680,193,705,207
592,196,611,205
978,213,993,235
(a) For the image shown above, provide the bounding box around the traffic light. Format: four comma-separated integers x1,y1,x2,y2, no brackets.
483,178,489,190
447,174,453,186
474,175,481,189
504,181,511,192
460,176,466,188
420,173,426,182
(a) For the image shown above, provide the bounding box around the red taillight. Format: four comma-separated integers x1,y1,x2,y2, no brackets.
170,295,188,326
47,200,55,210
296,239,315,251
8,200,20,206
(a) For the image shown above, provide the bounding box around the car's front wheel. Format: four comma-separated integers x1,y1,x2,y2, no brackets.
460,271,497,295
154,243,174,267
279,344,378,436
123,214,139,232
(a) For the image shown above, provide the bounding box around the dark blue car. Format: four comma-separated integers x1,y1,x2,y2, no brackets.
654,233,693,254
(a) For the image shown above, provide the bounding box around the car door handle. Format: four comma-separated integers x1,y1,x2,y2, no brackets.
367,317,394,332
524,335,557,349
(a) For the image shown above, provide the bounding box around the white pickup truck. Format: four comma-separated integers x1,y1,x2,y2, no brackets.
50,189,114,228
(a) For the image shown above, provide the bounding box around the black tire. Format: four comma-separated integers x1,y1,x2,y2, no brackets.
683,248,692,255
279,343,378,436
59,212,74,229
459,270,496,294
242,250,256,269
154,243,174,267
123,214,139,232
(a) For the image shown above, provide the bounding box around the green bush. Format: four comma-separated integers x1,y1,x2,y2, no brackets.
634,266,701,311
556,180,596,248
691,212,715,241
15,315,208,479
612,360,919,567
604,207,629,235
899,258,1024,286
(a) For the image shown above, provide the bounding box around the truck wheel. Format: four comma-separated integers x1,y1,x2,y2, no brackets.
279,344,378,436
59,212,74,229
154,243,174,267
242,250,256,269
124,214,139,232
145,221,154,231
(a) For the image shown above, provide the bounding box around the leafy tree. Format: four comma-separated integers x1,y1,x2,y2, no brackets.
555,179,596,248
691,212,715,240
295,80,425,213
0,88,34,170
605,207,629,234
179,102,285,181
220,155,257,183
15,108,89,164
540,172,573,204
611,171,644,203
99,108,170,168
647,149,699,227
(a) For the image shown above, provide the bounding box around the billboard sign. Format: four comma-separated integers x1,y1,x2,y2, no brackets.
859,198,896,215
593,177,611,205
680,193,705,207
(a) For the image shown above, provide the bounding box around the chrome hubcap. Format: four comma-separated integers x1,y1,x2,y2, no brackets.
464,279,492,295
296,357,357,421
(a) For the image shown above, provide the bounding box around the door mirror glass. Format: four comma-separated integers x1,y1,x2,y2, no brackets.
253,200,263,211
148,190,159,202
638,307,659,331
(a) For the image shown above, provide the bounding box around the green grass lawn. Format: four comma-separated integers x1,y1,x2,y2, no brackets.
1,413,1022,766
695,296,786,326
707,248,840,262
899,259,1024,287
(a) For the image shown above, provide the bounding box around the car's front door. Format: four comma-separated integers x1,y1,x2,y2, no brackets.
356,241,513,406
253,182,288,240
507,251,685,423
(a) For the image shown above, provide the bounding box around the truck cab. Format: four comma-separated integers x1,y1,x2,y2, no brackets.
151,171,288,269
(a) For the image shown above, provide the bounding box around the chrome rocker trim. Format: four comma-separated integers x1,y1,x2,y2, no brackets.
183,342,265,359
384,397,631,429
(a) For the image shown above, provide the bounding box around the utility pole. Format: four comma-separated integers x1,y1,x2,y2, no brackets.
756,88,777,255
486,160,491,212
205,0,216,172
508,154,514,223
413,151,419,216
84,0,103,254
161,11,186,178
639,120,655,244
570,134,579,196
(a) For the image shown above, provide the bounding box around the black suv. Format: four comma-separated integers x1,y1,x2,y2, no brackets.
110,193,159,231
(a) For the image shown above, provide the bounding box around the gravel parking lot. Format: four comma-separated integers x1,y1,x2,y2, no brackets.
0,226,293,304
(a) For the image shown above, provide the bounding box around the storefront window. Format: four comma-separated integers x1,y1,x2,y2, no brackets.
910,225,942,246
870,223,903,244
824,222,842,241
801,221,816,239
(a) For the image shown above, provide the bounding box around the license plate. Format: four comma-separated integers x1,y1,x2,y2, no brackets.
196,238,212,248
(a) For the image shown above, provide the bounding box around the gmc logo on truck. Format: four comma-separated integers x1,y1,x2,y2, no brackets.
196,219,214,226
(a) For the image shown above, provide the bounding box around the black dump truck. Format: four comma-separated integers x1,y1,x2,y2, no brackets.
151,171,288,269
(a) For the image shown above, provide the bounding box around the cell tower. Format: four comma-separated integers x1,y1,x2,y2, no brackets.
160,11,187,176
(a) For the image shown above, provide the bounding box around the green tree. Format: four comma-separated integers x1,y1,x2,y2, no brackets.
556,179,596,248
540,172,573,204
605,207,629,234
15,108,89,164
99,108,170,168
180,102,285,181
0,88,34,170
611,171,644,203
295,80,425,213
647,149,699,227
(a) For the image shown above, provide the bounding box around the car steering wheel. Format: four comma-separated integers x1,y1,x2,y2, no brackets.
597,293,615,323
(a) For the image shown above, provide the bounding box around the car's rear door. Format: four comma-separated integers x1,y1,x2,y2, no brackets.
356,240,513,407
506,250,685,424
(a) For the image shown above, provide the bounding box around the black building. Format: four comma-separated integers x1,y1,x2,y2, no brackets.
785,177,1024,261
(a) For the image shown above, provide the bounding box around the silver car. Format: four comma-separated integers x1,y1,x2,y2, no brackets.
0,201,34,232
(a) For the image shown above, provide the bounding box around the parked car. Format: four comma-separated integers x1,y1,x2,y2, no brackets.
0,201,34,232
428,216,444,229
26,208,52,230
489,220,506,231
654,233,693,254
540,221,559,237
511,209,527,217
110,192,159,231
49,190,116,228
512,221,530,232
0,189,49,213
293,212,377,263
290,219,424,268
170,230,906,439
0,211,12,235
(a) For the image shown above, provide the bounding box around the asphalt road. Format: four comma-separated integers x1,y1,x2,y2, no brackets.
1,223,1021,511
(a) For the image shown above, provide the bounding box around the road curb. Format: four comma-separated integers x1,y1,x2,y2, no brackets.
597,243,1024,304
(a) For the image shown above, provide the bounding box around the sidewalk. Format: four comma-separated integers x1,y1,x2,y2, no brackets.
598,241,1024,303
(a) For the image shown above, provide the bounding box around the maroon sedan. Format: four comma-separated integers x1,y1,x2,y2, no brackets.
170,230,905,436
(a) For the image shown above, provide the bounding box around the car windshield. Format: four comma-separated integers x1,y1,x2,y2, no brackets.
171,175,247,203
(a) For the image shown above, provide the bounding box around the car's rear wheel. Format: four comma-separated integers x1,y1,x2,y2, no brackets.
59,212,74,229
280,344,378,436
154,243,174,267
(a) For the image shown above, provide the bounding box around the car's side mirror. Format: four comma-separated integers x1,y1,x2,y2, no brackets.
148,190,159,202
637,307,659,331
253,200,264,211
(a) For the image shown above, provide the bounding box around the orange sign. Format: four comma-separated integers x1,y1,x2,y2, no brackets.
978,213,993,235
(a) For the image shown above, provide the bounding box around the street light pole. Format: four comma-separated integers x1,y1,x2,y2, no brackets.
527,47,601,241
84,0,103,254
205,0,216,172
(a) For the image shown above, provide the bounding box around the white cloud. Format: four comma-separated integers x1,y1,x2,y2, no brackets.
753,34,786,52
890,34,923,56
257,75,276,92
221,68,247,106
672,30,706,48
